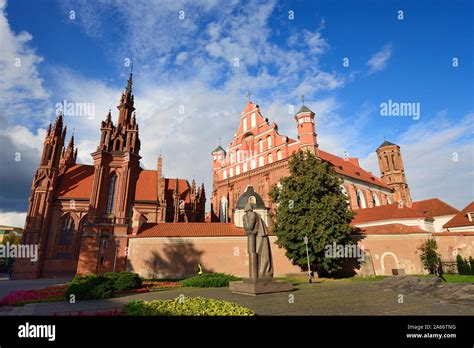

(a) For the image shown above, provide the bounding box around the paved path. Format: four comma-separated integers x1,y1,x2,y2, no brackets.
3,280,474,316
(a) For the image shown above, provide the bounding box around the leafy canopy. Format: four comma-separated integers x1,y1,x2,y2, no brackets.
269,150,356,275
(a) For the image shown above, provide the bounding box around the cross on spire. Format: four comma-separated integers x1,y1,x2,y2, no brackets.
301,94,305,105
246,91,252,102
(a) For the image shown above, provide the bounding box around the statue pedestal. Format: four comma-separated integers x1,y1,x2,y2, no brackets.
229,278,293,296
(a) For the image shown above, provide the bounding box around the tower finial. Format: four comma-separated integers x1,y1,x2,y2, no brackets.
246,90,252,103
301,94,305,105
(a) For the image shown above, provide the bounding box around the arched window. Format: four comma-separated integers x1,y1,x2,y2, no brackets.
372,192,381,206
259,139,264,152
243,118,248,132
59,215,75,245
230,152,234,164
243,162,248,172
237,150,241,162
251,113,256,128
106,174,117,214
268,153,273,164
386,195,392,204
277,150,282,161
236,165,240,175
340,186,350,209
267,136,272,148
223,170,227,179
250,159,256,170
356,189,367,209
259,156,264,167
229,168,233,177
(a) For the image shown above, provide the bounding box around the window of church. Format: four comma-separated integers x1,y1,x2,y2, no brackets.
223,170,227,179
372,192,381,206
268,153,273,163
386,195,392,204
251,159,256,170
243,118,248,132
106,174,117,214
59,215,75,245
267,136,272,148
251,113,256,128
356,189,367,209
229,168,233,177
236,165,240,175
277,150,282,160
243,162,248,172
230,152,234,164
259,139,264,152
259,156,264,167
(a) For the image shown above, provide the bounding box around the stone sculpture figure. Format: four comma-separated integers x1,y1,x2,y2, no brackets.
243,203,273,279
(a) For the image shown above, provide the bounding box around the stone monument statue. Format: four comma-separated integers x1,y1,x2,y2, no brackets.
243,203,273,279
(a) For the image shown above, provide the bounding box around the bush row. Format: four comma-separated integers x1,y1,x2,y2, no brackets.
65,272,142,300
456,255,474,275
123,297,255,316
180,273,240,288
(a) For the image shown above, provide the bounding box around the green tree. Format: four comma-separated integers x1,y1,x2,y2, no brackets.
269,150,356,275
417,239,440,274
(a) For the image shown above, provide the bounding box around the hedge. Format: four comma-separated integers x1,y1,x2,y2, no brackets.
123,297,255,316
180,273,240,288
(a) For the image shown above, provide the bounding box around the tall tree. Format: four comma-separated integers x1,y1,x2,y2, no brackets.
269,150,356,275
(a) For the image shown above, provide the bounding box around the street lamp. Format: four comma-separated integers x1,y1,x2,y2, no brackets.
304,235,312,283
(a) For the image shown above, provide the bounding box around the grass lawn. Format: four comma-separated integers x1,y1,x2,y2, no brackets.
416,274,474,283
278,275,388,285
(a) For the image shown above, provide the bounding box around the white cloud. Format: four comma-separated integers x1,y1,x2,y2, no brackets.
0,211,26,228
367,43,392,74
0,0,50,123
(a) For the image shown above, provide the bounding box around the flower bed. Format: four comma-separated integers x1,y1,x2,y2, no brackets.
53,309,123,316
114,281,180,295
0,285,68,306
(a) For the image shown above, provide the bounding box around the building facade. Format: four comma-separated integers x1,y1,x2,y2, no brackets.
211,101,411,223
12,75,206,279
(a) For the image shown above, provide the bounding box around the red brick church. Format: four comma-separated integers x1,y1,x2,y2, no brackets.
211,101,412,222
12,74,206,279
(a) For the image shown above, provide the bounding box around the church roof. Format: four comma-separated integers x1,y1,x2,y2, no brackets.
354,223,427,235
377,140,397,148
443,201,474,229
352,198,458,225
212,145,225,154
318,150,389,189
57,164,192,203
235,186,266,209
296,105,314,115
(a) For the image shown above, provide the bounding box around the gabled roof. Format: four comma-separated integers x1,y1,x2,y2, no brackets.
443,201,474,229
318,150,389,189
136,223,244,238
412,198,458,217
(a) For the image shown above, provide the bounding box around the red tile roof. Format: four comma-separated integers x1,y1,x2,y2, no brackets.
412,198,458,217
443,201,474,229
136,223,245,238
352,198,457,224
57,164,95,199
57,164,191,203
318,150,389,189
355,223,427,235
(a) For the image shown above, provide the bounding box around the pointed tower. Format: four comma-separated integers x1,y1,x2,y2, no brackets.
295,105,318,155
376,141,412,207
77,74,142,275
12,113,67,279
59,133,77,174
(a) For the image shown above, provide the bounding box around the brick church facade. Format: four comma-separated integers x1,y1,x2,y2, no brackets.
12,74,205,279
211,101,411,223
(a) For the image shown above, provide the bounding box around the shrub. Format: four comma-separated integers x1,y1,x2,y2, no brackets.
180,273,240,288
470,257,474,275
65,275,114,300
456,255,472,275
104,272,142,291
417,239,440,274
123,297,255,316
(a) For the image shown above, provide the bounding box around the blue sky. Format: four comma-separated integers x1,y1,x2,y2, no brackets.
0,0,472,226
